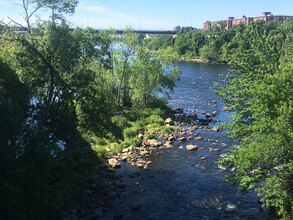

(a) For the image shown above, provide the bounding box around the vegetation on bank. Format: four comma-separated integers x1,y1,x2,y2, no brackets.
0,0,180,219
145,18,293,64
147,18,293,218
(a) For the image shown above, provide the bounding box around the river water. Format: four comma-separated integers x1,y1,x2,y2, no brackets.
101,62,272,219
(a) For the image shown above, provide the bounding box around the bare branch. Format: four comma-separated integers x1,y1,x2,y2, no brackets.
7,16,28,31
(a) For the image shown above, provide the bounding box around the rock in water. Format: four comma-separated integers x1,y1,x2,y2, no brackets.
108,158,121,168
130,204,142,210
186,145,198,150
164,118,174,125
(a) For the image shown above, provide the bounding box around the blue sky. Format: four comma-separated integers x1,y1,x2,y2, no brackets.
1,0,293,30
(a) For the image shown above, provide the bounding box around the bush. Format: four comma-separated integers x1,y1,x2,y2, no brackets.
123,127,139,140
146,133,157,140
145,114,164,125
161,126,174,134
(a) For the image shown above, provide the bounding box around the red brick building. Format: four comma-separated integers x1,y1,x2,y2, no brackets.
203,12,293,30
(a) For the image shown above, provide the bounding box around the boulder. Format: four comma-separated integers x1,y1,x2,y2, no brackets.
121,155,128,161
186,145,197,150
168,136,175,141
164,141,174,148
140,150,149,156
211,127,219,132
178,137,186,142
146,139,157,146
164,118,174,125
108,158,121,168
172,107,184,114
212,110,219,115
221,143,228,147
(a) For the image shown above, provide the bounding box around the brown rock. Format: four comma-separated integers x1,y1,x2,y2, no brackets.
121,155,128,161
221,143,228,147
164,118,174,125
108,158,121,168
223,106,229,111
200,157,207,160
186,145,198,151
187,136,194,140
178,137,186,142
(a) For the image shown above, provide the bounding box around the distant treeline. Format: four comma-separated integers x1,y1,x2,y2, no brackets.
144,18,293,64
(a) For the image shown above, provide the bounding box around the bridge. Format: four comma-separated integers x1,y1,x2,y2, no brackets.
11,27,178,35
97,29,178,35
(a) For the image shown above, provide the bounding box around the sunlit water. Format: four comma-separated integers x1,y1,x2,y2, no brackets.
101,62,272,220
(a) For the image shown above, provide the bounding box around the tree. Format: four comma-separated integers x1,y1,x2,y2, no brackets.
216,22,293,218
131,46,181,108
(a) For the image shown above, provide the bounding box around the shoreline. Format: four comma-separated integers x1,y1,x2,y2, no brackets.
177,57,228,65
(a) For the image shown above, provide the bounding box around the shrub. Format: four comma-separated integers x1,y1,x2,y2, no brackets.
161,126,174,134
146,133,157,140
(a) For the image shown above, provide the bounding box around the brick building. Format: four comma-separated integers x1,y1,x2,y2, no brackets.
203,12,293,30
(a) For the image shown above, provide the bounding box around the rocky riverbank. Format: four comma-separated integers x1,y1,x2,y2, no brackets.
178,57,227,65
65,100,231,219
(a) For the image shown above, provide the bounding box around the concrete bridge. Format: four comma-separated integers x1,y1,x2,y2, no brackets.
11,27,178,35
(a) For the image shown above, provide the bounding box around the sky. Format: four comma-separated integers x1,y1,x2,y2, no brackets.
1,0,293,30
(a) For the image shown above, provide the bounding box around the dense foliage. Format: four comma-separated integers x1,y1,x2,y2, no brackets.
213,19,293,218
0,1,180,219
145,18,293,218
145,19,293,64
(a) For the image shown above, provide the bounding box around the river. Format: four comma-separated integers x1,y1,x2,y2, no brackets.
101,62,272,219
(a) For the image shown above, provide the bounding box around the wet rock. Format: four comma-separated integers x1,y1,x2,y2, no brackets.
213,148,220,152
178,137,186,142
213,100,217,103
187,136,194,140
221,143,228,147
121,155,128,161
108,158,121,168
200,157,207,160
172,107,184,114
186,145,198,151
130,204,142,210
197,136,203,140
140,150,149,156
213,110,219,115
223,106,229,111
136,162,145,168
206,113,212,118
168,136,176,141
164,141,174,148
211,126,219,132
